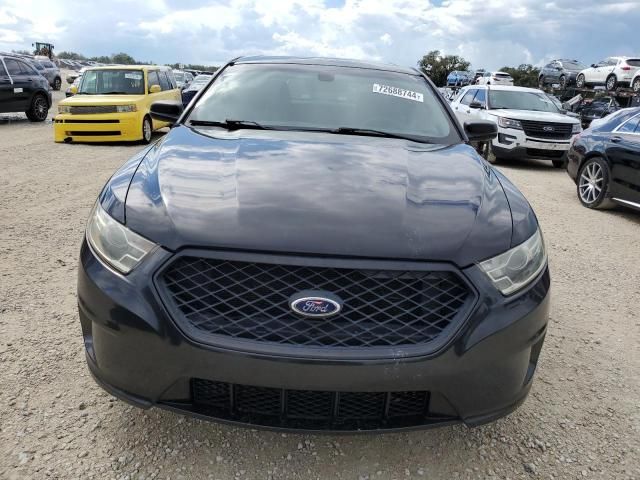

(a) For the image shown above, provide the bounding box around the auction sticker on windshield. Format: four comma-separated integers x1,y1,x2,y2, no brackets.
373,84,423,102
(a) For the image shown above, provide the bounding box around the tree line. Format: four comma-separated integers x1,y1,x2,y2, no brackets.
417,50,540,88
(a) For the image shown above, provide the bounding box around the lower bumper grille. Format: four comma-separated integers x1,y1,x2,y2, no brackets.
67,131,121,136
526,148,565,158
190,379,449,430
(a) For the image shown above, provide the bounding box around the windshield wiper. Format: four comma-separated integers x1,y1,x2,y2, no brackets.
189,119,269,130
102,91,130,95
333,127,428,143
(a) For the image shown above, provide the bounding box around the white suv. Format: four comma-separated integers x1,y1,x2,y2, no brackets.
476,71,513,86
451,85,581,168
576,56,640,91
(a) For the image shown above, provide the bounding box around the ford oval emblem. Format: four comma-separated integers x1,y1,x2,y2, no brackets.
289,290,343,318
543,126,554,132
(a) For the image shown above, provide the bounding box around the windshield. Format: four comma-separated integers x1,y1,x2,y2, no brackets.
79,69,145,95
489,90,560,112
188,63,459,144
174,72,185,81
563,61,586,70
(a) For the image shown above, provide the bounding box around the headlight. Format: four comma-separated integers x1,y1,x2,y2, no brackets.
116,105,137,113
86,203,156,274
58,105,71,114
497,117,522,130
479,229,547,295
572,123,582,134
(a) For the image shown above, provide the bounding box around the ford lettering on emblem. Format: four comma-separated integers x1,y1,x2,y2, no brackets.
289,290,343,318
543,126,554,132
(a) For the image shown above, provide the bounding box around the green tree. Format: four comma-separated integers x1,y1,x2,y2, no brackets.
417,50,471,87
57,51,87,61
500,64,540,88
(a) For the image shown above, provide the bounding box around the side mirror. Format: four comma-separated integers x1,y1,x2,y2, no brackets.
70,85,78,94
150,101,183,125
66,76,75,84
149,84,161,94
464,120,497,142
591,64,597,68
469,101,483,109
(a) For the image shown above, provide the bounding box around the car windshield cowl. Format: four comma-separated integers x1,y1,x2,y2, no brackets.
189,119,433,143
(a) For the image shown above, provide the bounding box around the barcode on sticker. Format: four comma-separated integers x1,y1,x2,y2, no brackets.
373,84,423,102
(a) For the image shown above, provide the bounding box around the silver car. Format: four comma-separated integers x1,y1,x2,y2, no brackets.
33,56,62,90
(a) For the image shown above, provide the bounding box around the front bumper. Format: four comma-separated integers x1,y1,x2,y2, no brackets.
53,111,143,143
491,127,577,160
78,240,550,432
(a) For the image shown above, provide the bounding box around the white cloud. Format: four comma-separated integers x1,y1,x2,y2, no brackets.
0,0,637,71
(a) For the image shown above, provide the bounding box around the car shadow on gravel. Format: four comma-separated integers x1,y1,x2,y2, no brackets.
496,158,560,171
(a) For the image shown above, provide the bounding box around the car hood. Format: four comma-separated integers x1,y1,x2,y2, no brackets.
488,109,579,123
59,94,146,106
123,126,515,267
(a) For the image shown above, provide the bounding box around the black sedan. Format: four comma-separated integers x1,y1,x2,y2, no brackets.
181,73,212,107
567,107,640,211
78,56,550,432
578,96,620,128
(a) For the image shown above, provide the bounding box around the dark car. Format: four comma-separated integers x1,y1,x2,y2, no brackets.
578,96,620,128
78,56,549,432
0,53,52,121
181,73,212,107
446,71,473,87
538,59,586,89
567,107,640,211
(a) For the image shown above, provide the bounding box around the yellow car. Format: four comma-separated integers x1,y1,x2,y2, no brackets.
54,65,181,143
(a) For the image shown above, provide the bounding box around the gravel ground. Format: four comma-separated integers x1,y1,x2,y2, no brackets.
0,91,639,480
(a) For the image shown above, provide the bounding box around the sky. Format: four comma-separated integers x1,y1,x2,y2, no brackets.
0,0,638,70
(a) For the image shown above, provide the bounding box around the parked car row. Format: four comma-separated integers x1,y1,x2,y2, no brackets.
538,56,640,92
0,52,53,121
0,51,61,90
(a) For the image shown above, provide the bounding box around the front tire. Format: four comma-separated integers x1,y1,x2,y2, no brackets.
480,142,501,164
25,94,49,122
577,157,615,209
559,75,567,89
141,116,153,144
606,75,617,91
576,74,586,89
632,77,640,93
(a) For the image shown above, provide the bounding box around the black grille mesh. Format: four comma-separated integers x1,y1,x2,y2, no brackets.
520,120,573,140
191,379,435,430
69,105,119,114
159,257,472,349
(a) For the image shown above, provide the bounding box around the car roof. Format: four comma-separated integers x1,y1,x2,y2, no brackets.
234,55,420,75
84,65,170,71
465,85,544,93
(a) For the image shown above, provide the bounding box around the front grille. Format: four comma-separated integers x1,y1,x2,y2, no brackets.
526,148,566,158
69,105,118,114
158,256,474,351
520,120,573,140
190,379,443,430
